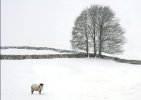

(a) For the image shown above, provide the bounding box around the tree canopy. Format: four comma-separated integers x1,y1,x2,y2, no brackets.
71,5,125,57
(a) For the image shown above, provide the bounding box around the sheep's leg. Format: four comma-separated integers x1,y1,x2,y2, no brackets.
39,90,41,95
31,90,34,94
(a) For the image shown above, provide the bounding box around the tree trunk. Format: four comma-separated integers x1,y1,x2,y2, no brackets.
86,36,89,57
92,39,96,57
92,24,96,57
98,36,102,57
98,26,102,58
98,19,104,58
93,32,96,57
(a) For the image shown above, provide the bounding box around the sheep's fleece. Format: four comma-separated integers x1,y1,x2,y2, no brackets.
31,83,44,94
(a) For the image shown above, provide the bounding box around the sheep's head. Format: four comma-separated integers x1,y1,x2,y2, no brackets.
40,83,44,87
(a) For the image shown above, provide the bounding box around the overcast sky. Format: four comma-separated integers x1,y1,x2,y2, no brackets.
1,0,141,53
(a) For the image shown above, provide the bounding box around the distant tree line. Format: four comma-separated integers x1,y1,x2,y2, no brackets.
71,5,125,57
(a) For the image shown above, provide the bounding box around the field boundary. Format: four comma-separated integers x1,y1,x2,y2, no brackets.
1,54,141,65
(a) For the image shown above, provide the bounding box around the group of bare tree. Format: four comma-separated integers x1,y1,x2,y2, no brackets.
71,5,125,57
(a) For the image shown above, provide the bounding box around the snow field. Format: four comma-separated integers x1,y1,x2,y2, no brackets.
1,58,141,100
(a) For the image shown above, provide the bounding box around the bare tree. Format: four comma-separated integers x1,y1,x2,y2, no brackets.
100,19,125,54
71,5,125,57
71,9,90,57
87,5,99,56
96,6,125,57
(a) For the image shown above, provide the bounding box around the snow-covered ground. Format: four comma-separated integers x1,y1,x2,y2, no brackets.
1,49,71,55
1,58,141,100
111,50,141,60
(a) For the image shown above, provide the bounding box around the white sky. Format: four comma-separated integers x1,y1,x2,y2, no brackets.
1,0,141,53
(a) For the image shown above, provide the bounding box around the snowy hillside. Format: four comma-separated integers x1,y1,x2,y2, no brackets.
0,46,80,55
1,58,141,100
1,46,141,60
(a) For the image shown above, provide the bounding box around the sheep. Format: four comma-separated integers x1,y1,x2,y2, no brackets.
31,83,44,94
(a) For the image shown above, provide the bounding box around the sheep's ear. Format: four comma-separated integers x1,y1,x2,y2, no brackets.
40,83,44,86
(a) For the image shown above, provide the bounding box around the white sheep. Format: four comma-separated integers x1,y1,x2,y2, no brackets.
31,83,44,94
